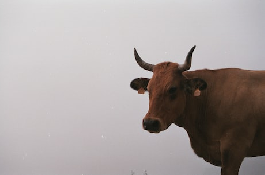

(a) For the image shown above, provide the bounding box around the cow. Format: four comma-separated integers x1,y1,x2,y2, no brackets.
130,46,265,175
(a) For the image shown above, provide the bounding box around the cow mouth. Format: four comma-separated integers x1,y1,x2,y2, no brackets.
142,118,161,133
145,122,172,133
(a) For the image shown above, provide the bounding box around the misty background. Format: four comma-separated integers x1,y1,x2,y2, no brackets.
0,0,265,175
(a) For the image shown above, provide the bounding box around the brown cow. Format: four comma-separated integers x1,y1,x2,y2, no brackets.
130,46,265,175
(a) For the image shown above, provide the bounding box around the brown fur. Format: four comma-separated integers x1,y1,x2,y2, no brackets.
131,63,265,175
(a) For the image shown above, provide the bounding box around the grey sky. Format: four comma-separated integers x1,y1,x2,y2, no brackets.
0,0,264,175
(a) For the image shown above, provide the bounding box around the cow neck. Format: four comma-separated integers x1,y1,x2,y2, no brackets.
182,71,208,138
183,91,207,132
183,90,210,155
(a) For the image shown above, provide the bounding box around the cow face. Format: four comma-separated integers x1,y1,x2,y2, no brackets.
130,46,207,133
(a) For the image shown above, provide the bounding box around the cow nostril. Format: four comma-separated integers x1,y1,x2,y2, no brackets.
142,119,160,131
142,119,148,130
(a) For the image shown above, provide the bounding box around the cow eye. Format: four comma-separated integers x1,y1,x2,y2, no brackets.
168,87,177,94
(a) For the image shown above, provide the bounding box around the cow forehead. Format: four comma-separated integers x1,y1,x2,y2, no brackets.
153,62,180,72
148,62,182,89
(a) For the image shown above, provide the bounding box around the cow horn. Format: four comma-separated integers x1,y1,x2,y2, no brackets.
134,48,154,72
178,45,196,72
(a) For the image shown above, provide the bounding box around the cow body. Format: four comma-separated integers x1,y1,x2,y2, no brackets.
130,46,265,175
180,69,265,166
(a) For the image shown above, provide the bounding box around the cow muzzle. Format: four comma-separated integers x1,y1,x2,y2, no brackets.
142,118,161,133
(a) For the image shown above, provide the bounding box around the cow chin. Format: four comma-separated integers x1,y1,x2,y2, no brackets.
148,130,161,134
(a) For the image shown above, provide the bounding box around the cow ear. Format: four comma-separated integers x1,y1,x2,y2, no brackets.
183,78,207,96
130,78,150,94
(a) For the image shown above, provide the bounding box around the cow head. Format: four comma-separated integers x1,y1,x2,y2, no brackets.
130,46,207,133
